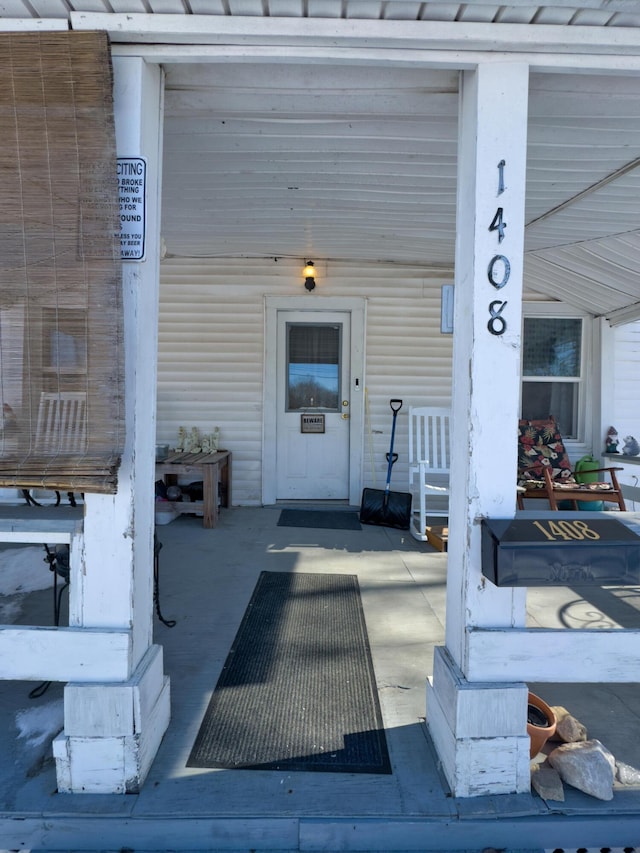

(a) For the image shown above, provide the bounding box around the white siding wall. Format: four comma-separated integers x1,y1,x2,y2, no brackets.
608,320,640,507
364,277,452,492
157,258,576,505
157,257,454,505
613,321,640,443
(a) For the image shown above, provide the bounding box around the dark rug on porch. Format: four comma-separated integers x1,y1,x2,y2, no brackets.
187,571,391,774
277,509,362,530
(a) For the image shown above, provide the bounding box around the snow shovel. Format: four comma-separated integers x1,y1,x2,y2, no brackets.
360,399,412,530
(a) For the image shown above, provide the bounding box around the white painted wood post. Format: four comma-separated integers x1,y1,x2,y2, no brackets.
54,57,170,794
426,61,531,797
598,317,615,459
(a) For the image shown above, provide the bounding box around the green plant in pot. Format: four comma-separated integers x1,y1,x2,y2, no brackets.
527,692,557,758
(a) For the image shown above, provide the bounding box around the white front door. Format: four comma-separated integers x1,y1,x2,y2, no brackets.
275,310,351,500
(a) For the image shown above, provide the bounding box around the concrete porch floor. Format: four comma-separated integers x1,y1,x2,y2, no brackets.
0,504,640,852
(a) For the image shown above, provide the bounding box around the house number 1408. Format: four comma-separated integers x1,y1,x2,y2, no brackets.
487,160,509,336
532,519,601,541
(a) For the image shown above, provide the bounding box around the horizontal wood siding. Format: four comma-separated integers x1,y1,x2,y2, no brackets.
158,260,575,504
158,260,265,505
158,258,454,504
158,260,582,505
613,320,640,442
364,282,453,493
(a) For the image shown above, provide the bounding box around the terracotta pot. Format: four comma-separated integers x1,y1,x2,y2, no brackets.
527,692,557,759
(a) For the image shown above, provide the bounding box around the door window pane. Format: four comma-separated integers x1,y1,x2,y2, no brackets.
287,324,340,411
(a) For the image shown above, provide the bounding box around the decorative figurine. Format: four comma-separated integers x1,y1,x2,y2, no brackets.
605,426,619,454
622,435,640,457
175,425,220,454
201,430,220,453
176,426,187,452
185,427,201,453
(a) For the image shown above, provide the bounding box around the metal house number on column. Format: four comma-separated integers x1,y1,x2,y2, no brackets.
487,159,509,336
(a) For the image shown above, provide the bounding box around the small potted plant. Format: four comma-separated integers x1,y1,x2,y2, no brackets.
527,692,557,758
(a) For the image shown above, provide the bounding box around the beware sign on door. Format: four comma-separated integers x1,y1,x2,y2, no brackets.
301,414,325,434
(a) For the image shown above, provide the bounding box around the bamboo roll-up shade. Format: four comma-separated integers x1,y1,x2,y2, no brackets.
0,32,124,494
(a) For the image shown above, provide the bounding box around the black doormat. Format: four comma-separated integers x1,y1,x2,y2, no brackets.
187,571,391,774
277,509,362,530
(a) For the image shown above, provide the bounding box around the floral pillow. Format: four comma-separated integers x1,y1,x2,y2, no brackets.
518,419,574,484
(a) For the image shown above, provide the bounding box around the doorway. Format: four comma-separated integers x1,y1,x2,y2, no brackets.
263,297,365,505
276,310,350,500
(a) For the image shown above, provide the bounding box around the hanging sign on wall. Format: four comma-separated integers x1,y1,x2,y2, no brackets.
117,157,146,261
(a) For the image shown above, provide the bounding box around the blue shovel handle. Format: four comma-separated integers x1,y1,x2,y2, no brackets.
385,400,403,493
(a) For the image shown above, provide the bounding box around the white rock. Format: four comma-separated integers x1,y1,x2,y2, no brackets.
548,739,615,801
616,761,640,785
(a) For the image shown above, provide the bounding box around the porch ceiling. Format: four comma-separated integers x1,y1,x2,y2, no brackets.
7,1,640,320
160,62,640,320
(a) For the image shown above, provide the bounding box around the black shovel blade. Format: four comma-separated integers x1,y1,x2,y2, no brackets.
359,488,412,530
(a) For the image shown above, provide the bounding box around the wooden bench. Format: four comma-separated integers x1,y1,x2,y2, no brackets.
155,450,231,528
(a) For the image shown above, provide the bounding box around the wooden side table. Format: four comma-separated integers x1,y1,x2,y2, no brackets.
155,450,232,528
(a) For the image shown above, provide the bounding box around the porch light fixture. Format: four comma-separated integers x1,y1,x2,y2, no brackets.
303,261,316,291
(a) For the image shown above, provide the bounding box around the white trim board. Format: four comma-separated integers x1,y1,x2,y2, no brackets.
466,627,640,682
71,14,640,58
0,626,131,682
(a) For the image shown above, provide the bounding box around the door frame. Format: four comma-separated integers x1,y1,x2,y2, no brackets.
263,296,366,506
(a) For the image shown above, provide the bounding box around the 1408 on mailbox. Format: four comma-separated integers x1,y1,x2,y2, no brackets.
481,516,640,587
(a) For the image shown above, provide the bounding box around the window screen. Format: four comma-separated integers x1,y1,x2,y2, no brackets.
523,318,581,377
0,32,124,493
521,318,582,438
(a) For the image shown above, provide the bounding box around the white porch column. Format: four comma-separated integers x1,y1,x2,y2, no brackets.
426,61,531,797
597,317,615,456
54,57,170,794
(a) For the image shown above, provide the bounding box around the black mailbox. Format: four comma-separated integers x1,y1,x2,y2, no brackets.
481,516,640,587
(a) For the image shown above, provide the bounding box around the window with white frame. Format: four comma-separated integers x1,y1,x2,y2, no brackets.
521,315,584,439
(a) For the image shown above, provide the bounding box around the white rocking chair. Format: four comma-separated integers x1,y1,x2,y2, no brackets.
22,392,87,507
408,406,451,542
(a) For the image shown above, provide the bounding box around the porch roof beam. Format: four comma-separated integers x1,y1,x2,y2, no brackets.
70,14,640,59
0,19,68,32
105,44,640,74
605,301,640,326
